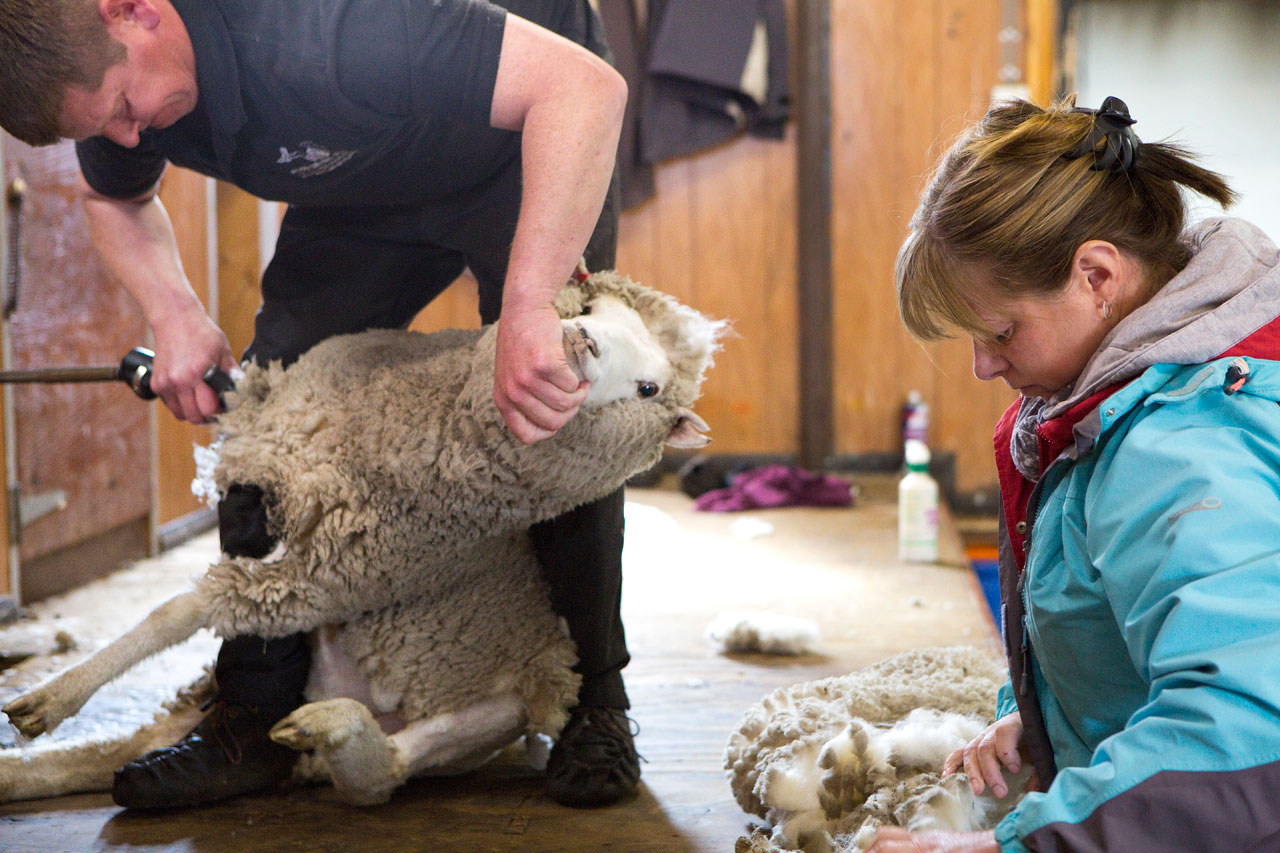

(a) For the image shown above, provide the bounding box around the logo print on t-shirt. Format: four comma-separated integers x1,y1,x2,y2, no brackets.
276,141,355,178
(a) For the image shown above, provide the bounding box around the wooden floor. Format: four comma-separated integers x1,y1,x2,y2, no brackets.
0,474,998,853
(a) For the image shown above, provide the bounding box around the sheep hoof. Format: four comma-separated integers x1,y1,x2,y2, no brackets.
3,685,69,739
270,698,402,806
269,697,374,751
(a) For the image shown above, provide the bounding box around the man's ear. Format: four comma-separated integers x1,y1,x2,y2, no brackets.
98,0,162,31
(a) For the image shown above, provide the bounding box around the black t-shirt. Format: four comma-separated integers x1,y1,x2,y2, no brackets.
77,0,587,207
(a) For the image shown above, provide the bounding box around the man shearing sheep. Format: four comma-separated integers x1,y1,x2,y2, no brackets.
0,0,640,810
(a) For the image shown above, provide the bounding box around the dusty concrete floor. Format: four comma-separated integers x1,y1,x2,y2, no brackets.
0,475,998,852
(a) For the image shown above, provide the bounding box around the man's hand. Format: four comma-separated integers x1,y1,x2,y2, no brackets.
148,307,235,424
78,181,234,424
942,712,1028,798
867,829,1000,852
493,302,588,443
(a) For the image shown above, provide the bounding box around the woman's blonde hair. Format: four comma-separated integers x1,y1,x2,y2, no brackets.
896,96,1237,342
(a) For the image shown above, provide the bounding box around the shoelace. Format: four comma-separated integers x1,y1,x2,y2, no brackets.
198,698,249,766
566,708,647,764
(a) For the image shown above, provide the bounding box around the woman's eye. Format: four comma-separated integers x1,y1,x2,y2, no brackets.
994,328,1013,345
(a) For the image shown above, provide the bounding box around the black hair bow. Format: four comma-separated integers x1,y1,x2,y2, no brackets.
1064,96,1140,174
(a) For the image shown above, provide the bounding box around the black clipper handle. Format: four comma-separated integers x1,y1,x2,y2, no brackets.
117,347,234,404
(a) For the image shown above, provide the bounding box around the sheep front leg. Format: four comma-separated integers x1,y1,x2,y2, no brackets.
269,698,408,805
3,591,204,738
390,693,527,777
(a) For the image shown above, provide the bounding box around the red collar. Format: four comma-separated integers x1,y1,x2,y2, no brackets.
1220,313,1280,360
994,384,1125,571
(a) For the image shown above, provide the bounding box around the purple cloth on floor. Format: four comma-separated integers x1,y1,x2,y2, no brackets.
693,464,853,512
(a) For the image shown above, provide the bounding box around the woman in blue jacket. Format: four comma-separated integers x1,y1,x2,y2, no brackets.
876,97,1280,851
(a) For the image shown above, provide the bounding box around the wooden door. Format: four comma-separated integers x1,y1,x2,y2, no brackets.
2,135,151,603
152,169,216,547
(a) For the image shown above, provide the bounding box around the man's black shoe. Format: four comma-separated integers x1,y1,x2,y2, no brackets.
112,699,298,809
545,706,641,807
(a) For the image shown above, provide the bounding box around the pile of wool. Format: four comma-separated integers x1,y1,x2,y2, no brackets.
725,646,1025,852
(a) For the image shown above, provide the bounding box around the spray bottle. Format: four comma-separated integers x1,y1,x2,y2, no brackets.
902,390,929,445
898,438,939,563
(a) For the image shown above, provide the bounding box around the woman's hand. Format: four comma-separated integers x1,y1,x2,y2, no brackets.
866,828,999,852
942,712,1028,798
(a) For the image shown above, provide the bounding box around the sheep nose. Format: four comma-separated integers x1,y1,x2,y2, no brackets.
574,322,600,357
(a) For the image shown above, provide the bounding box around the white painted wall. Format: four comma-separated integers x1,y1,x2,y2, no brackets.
1075,0,1280,237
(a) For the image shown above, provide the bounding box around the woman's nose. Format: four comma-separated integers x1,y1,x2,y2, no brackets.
972,340,1006,381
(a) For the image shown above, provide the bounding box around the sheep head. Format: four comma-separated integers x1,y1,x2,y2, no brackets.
561,294,673,408
556,270,727,448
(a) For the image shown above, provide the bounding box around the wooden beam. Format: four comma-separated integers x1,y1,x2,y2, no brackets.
796,0,834,470
1026,0,1059,104
216,183,262,361
0,163,13,597
153,168,215,533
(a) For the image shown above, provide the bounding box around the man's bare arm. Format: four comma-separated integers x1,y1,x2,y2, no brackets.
80,176,234,423
488,13,626,444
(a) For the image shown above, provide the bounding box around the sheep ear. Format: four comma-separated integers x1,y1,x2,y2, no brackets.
665,408,710,448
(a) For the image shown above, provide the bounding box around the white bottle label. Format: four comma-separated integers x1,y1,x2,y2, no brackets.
899,476,939,562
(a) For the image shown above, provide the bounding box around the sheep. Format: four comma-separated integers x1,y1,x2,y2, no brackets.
726,646,1030,853
0,268,725,806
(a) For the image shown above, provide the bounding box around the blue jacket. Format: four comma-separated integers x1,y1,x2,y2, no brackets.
990,219,1280,850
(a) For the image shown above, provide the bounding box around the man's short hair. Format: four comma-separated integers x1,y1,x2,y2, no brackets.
0,0,125,145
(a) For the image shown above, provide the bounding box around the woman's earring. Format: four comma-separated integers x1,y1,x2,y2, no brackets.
1101,301,1113,321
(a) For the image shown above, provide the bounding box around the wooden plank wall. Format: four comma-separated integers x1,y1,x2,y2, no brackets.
153,168,215,530
831,0,1018,496
215,185,263,360
603,0,1018,492
616,136,801,454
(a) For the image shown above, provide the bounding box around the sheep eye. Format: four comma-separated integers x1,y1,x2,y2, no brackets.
637,381,659,399
580,304,593,315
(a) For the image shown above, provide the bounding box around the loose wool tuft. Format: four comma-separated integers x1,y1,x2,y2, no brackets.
706,612,821,655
